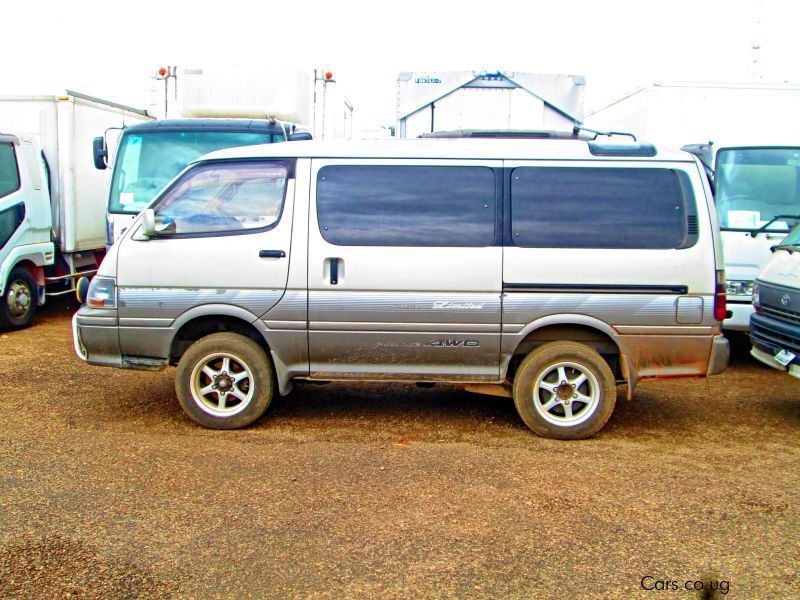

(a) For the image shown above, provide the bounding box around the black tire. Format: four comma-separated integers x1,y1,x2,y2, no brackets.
512,341,616,440
175,332,275,429
1,267,37,330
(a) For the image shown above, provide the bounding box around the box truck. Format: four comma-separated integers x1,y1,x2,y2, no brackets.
97,66,326,244
0,91,151,328
587,81,800,331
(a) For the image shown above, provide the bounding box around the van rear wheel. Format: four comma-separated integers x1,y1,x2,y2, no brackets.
1,268,36,330
175,332,274,429
512,341,616,440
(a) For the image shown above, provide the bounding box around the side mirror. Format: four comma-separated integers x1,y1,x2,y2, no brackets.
141,209,156,236
287,131,313,141
93,136,107,170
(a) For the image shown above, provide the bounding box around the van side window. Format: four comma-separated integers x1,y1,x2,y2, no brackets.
152,161,287,236
317,165,496,247
511,167,693,249
0,204,25,251
0,142,21,199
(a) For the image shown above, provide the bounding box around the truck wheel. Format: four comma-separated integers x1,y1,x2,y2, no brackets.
175,332,275,429
1,267,37,330
512,341,616,440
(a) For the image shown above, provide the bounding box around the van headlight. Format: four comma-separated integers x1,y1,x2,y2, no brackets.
726,279,754,298
86,276,117,309
752,283,761,313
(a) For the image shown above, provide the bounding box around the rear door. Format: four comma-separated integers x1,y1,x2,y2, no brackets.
307,158,503,380
502,160,714,330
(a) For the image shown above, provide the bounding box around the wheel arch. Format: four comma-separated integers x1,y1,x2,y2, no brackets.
2,259,45,297
505,314,636,398
169,305,270,365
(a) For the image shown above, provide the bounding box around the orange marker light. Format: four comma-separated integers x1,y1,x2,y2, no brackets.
158,67,167,77
324,71,334,80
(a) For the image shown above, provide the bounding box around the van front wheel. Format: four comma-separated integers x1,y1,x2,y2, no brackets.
512,341,616,440
175,332,274,429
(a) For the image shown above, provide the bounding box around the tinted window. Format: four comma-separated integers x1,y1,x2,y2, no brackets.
511,167,689,249
0,204,26,250
152,161,287,236
317,165,496,246
0,143,21,199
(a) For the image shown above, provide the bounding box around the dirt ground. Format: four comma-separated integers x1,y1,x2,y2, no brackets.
0,299,798,599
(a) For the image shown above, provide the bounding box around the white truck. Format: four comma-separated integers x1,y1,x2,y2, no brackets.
0,91,151,328
586,81,800,331
99,66,320,243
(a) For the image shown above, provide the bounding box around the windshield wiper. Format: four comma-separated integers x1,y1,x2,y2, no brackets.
749,214,800,237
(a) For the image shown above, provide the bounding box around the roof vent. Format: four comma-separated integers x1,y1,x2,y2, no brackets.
588,141,657,157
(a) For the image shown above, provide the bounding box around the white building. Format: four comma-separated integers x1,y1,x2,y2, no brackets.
396,71,585,138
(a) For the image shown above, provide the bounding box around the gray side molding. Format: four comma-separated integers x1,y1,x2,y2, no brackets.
171,303,262,332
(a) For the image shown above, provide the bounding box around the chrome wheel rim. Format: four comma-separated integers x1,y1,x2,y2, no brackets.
189,352,255,417
6,279,32,319
532,361,600,427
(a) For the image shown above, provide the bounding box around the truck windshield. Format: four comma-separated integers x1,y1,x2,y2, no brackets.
715,147,800,233
108,130,282,213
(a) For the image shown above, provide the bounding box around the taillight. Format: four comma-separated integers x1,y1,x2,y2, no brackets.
714,270,727,321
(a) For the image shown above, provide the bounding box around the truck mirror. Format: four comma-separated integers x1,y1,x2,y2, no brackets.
93,136,108,170
287,131,313,141
75,277,90,304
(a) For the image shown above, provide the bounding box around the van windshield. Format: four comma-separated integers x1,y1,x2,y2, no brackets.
108,130,282,214
715,147,800,233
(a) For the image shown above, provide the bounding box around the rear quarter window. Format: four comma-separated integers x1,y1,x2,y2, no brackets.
510,167,697,249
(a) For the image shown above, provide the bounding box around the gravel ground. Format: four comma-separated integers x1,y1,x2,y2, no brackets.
0,300,798,599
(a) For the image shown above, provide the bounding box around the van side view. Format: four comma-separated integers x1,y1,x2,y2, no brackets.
72,139,729,439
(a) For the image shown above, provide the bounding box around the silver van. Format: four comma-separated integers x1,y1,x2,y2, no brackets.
72,138,729,439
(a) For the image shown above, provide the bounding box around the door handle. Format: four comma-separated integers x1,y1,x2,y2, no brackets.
330,257,339,285
259,250,286,258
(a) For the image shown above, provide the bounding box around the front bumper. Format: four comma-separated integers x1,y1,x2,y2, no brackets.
72,313,87,361
724,301,753,331
72,306,123,367
749,311,800,379
750,312,800,355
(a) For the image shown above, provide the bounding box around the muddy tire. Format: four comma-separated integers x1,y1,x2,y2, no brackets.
513,341,616,440
1,267,37,330
175,332,274,429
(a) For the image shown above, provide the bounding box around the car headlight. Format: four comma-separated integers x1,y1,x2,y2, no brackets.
726,279,754,297
86,276,117,308
752,283,761,313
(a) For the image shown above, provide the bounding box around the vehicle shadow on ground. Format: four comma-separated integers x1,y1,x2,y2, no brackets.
78,371,711,445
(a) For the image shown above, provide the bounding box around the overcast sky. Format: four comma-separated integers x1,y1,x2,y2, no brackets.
3,0,798,130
